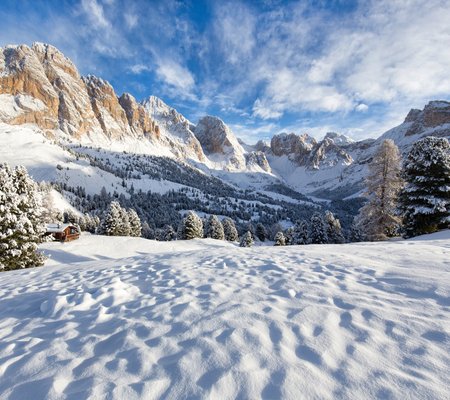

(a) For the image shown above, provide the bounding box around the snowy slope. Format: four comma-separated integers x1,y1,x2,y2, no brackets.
0,233,448,399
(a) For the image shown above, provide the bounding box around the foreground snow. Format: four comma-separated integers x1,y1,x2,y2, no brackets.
0,234,449,399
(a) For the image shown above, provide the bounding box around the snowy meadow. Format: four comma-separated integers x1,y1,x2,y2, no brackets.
0,233,449,399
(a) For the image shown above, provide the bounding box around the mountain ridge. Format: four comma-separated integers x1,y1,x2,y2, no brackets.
1,42,449,199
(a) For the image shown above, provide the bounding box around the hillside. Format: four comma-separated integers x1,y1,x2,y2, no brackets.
0,233,448,399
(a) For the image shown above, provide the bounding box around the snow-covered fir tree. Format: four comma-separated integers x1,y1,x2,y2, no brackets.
239,231,254,247
255,223,267,241
222,217,239,242
284,226,294,245
309,212,328,244
324,211,345,244
292,220,309,245
63,209,79,225
0,164,46,271
162,224,177,241
128,209,142,237
400,137,450,237
99,201,122,236
274,231,286,246
205,215,225,240
355,139,403,241
178,211,203,240
119,207,131,236
141,221,154,239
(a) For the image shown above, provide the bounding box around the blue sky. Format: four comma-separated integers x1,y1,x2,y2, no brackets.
1,0,450,143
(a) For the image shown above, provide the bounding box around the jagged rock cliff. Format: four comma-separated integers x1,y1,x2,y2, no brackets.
0,43,160,141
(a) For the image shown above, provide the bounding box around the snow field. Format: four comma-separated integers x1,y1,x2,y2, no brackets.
0,233,449,399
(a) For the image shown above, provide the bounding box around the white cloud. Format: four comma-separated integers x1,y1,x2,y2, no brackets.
355,103,369,112
214,2,256,65
155,59,195,94
81,0,109,29
124,13,138,29
129,64,149,74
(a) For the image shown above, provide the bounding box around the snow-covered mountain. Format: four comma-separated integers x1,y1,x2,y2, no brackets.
1,42,449,203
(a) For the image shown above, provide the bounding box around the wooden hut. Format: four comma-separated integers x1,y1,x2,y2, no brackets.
45,223,80,242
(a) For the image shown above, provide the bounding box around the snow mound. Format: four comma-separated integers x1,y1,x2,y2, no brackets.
0,234,449,399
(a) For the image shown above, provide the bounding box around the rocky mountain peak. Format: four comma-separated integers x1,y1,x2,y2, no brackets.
324,132,354,146
194,116,246,169
270,132,317,164
402,100,450,137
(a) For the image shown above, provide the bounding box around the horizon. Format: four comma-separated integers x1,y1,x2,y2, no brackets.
1,0,450,143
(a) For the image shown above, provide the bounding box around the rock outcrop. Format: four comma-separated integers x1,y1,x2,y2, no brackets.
0,42,160,141
269,132,354,170
143,96,205,161
404,100,450,137
194,116,247,170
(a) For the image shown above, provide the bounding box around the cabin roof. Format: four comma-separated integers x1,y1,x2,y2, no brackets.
46,223,77,233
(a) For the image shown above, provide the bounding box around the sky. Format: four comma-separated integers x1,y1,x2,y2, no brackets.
1,0,450,143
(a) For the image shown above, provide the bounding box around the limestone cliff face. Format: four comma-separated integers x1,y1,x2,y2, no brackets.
194,116,247,169
0,44,59,130
269,132,354,170
143,96,205,161
32,43,101,138
0,42,160,142
83,75,130,140
404,101,450,137
119,93,159,140
270,133,317,165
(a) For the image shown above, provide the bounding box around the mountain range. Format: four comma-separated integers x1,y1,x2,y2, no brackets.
1,42,449,208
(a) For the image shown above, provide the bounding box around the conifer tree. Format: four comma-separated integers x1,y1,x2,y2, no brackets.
274,231,286,246
324,211,345,244
309,212,328,244
128,209,142,237
292,220,309,245
284,226,294,245
355,139,403,240
240,231,254,247
141,221,154,239
178,211,203,240
255,223,267,241
163,224,177,241
0,164,46,270
119,207,131,236
400,137,450,237
222,217,239,242
99,201,122,236
205,215,225,240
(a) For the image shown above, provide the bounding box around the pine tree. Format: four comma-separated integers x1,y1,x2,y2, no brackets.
179,211,203,240
400,137,450,237
128,208,142,237
324,211,345,244
284,226,294,245
119,207,131,236
141,221,154,239
163,224,177,241
292,220,309,245
309,212,328,244
222,217,239,242
355,139,403,240
255,223,267,241
240,231,254,247
0,164,46,271
274,231,286,246
99,201,122,236
205,215,225,240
